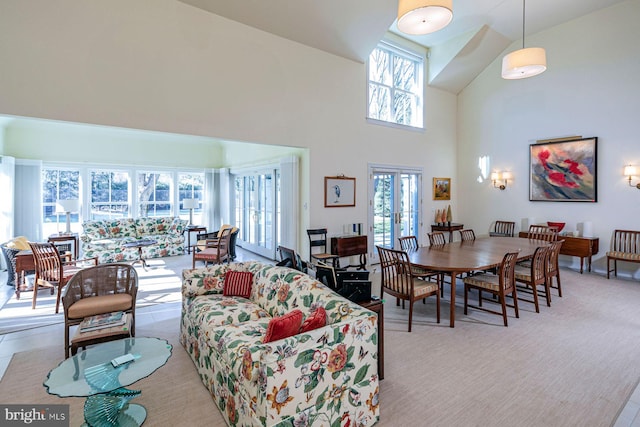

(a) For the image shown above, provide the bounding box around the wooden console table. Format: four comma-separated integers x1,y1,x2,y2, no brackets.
431,223,464,242
330,235,367,269
519,232,599,273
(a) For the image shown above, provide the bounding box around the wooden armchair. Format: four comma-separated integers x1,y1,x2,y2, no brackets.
459,229,476,241
376,245,440,332
192,227,232,268
528,225,558,242
28,242,97,313
62,263,137,358
398,236,443,285
514,246,550,312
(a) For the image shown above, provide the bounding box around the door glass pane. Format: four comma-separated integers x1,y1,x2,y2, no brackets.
373,173,394,248
400,174,420,238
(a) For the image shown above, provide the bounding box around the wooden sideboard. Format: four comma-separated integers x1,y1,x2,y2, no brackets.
431,223,464,242
518,232,599,273
330,235,367,269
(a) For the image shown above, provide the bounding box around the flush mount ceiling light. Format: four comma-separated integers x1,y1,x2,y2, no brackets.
501,0,547,79
397,0,453,35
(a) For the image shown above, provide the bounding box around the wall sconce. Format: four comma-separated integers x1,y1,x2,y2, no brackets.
624,165,640,189
491,171,511,190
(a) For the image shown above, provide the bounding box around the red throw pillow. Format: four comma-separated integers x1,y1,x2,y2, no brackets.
223,271,253,299
263,310,303,343
300,307,327,333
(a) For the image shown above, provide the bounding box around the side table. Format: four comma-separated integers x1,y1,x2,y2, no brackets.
358,299,384,380
431,223,464,242
184,226,207,254
70,314,133,357
48,233,79,260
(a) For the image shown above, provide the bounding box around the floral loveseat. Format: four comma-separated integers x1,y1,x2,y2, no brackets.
81,217,188,264
181,261,380,427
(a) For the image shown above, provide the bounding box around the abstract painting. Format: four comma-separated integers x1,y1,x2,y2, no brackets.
529,137,597,202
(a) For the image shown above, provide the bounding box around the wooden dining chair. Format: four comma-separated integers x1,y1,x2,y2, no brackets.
376,245,440,332
463,251,520,327
489,221,515,237
546,240,564,297
459,229,476,242
398,236,443,292
514,246,550,312
192,227,232,268
528,225,558,242
428,231,446,246
29,242,97,313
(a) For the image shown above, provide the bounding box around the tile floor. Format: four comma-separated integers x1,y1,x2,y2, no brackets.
1,255,639,426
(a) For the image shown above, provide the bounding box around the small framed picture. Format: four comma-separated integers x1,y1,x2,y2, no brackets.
324,176,356,207
433,177,451,200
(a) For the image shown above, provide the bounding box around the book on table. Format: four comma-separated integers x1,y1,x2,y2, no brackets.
79,311,127,333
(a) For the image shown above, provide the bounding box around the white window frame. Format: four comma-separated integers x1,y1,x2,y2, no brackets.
366,40,425,130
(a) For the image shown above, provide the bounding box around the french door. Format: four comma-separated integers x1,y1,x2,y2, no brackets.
234,170,280,259
369,165,423,263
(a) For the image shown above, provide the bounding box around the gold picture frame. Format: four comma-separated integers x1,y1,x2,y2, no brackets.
324,176,356,207
433,177,451,200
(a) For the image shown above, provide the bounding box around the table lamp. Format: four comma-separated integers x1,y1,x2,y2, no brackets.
55,199,80,235
183,198,199,226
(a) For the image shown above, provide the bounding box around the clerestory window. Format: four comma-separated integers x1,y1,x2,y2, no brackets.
367,40,424,129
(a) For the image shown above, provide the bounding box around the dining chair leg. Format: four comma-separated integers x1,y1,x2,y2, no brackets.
408,300,414,332
500,293,508,327
513,288,519,319
531,286,540,313
463,284,469,315
478,289,483,307
436,288,441,323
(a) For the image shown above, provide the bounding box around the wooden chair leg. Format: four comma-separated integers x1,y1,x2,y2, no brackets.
408,300,414,333
500,292,508,327
555,275,562,298
464,284,469,315
436,289,440,323
513,288,519,319
531,285,540,313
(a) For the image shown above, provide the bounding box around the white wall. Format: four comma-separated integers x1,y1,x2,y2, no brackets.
458,0,640,276
0,0,458,258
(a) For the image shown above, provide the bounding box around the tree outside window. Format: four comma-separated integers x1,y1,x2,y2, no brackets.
368,41,424,129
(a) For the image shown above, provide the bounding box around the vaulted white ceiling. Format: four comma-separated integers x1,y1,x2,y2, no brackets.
179,0,628,93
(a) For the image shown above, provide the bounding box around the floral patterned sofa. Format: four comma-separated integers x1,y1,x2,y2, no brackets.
180,261,380,427
81,217,188,264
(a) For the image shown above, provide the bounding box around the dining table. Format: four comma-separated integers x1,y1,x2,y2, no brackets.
406,236,548,328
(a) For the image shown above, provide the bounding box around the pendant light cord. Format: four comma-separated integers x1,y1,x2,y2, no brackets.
522,0,526,49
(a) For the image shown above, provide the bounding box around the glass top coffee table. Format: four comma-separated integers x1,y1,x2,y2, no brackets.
44,337,172,426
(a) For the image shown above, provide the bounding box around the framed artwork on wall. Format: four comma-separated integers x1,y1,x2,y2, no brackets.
529,137,598,202
324,176,356,207
433,177,451,200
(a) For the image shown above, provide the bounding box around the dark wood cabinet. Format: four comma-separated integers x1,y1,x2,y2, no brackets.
330,235,367,269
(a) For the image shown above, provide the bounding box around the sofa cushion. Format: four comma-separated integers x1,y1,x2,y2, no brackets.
103,218,137,238
301,306,327,333
67,294,133,320
223,271,253,298
263,309,303,343
188,295,269,330
5,236,30,250
82,220,109,240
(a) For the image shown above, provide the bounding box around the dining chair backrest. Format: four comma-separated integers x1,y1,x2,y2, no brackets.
528,225,558,242
398,235,419,251
376,246,413,299
428,232,446,246
498,252,520,293
490,221,515,237
546,240,563,276
459,229,476,242
529,246,550,285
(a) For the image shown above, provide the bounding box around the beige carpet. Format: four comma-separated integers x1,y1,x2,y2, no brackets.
2,263,640,426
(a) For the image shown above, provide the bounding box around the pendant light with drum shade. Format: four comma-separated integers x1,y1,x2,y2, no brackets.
501,0,546,79
397,0,453,35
